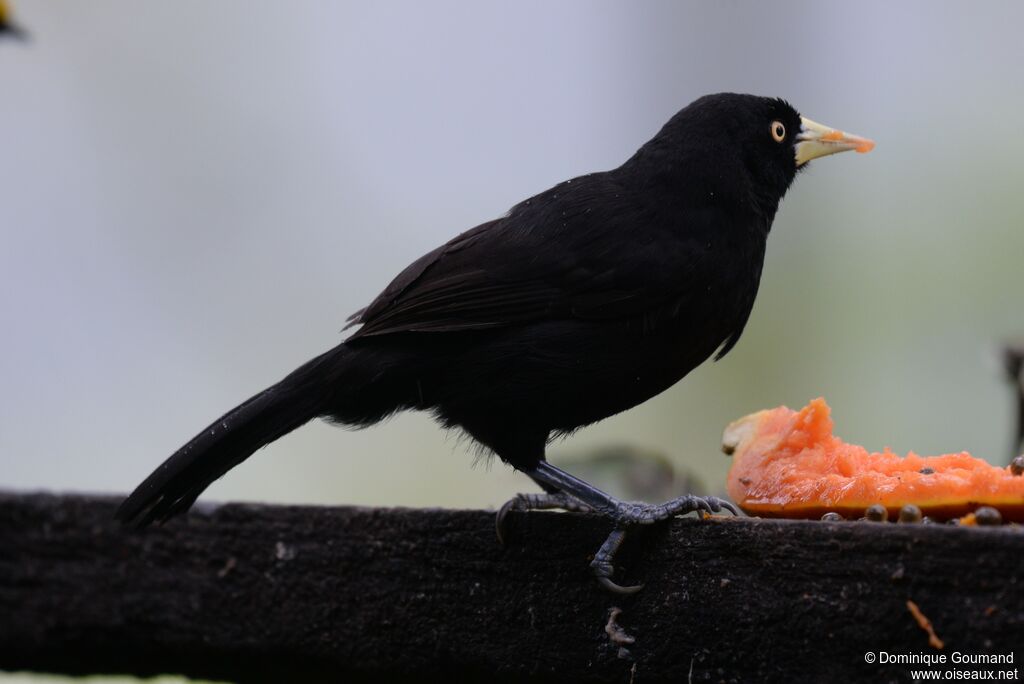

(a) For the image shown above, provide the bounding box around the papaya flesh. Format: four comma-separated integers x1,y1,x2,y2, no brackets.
723,398,1024,522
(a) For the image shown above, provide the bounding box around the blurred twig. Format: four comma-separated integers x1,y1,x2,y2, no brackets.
1003,341,1024,461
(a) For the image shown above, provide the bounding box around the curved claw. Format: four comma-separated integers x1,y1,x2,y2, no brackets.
703,496,741,516
495,497,518,545
720,499,741,516
597,576,645,595
693,497,713,514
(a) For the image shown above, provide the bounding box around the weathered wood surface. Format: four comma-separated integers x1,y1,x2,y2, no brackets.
0,491,1021,683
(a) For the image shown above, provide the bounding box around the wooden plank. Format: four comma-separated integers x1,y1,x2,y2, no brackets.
0,492,1021,682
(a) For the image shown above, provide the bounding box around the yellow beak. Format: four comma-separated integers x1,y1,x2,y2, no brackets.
795,117,875,167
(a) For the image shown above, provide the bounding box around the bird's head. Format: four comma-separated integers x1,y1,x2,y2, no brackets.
0,0,27,40
629,93,873,218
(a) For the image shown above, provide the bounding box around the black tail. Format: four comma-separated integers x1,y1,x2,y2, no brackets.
117,344,353,527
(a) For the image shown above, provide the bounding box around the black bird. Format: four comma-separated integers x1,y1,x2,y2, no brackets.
0,0,27,40
118,93,873,591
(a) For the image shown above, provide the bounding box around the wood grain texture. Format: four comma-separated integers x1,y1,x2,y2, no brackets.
1,491,1021,683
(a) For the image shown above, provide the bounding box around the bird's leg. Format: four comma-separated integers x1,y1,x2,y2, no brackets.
497,460,739,593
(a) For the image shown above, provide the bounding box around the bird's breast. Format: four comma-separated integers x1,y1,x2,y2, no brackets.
662,227,767,356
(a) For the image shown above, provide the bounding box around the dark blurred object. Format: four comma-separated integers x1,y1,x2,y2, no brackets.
1002,341,1024,461
553,445,704,502
0,0,27,40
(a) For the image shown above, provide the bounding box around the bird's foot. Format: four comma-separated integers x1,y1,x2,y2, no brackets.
610,494,739,526
495,491,592,545
592,495,740,593
503,461,740,593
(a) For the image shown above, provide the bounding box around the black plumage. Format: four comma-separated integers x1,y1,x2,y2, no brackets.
118,94,871,583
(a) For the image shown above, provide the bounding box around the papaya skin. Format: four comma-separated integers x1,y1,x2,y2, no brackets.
723,398,1024,522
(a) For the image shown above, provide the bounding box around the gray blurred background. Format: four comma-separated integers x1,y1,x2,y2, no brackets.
2,0,1023,522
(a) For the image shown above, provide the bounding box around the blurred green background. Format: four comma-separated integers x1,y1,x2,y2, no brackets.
2,0,1023,525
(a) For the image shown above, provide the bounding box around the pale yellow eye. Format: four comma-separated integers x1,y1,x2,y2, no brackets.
770,121,786,143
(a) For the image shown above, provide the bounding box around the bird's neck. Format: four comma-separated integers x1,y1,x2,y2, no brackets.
621,146,779,233
747,188,782,230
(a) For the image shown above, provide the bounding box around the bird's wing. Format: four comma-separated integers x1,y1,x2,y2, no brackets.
346,177,720,339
